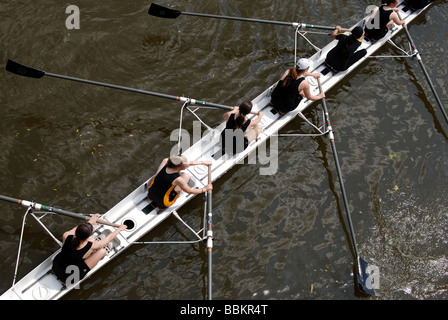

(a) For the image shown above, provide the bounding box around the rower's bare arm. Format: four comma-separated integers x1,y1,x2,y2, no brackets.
91,224,127,250
302,81,325,101
188,160,212,166
279,69,290,81
62,228,77,243
176,178,212,194
392,12,405,26
223,106,238,120
250,111,264,126
331,26,341,39
62,214,99,243
155,158,169,174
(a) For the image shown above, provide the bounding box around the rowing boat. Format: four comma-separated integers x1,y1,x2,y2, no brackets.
0,0,435,300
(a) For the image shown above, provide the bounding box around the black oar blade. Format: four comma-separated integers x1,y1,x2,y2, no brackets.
6,60,45,79
357,257,378,296
148,3,182,19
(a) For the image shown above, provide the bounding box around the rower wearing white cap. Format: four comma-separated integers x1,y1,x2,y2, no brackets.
270,58,325,114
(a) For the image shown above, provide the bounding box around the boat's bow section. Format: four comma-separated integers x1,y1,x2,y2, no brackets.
0,171,209,300
313,1,432,94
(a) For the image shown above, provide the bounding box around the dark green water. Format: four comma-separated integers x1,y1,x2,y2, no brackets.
1,0,447,300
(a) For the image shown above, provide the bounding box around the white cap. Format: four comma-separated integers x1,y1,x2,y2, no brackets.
296,58,311,70
169,154,188,166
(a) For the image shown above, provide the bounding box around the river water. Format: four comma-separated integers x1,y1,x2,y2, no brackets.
1,0,447,301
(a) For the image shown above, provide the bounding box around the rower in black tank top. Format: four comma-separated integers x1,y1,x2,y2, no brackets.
148,165,180,208
221,113,251,154
270,77,305,114
52,235,92,284
365,6,393,41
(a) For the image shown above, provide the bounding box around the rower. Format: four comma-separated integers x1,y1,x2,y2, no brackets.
364,0,405,42
51,214,127,286
270,58,325,114
221,100,263,154
147,155,212,210
325,26,367,74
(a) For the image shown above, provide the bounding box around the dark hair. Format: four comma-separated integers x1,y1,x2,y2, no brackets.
71,223,93,250
234,100,252,129
381,0,397,5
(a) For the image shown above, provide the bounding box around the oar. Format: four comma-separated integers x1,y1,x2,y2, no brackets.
317,79,377,296
397,12,448,125
148,3,351,32
206,166,213,300
0,194,121,228
5,59,235,113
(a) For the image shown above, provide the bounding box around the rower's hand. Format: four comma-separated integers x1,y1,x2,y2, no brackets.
118,224,127,231
312,73,321,79
257,111,264,118
202,160,213,166
89,213,101,225
205,184,213,191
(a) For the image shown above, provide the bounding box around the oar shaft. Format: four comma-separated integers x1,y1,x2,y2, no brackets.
46,71,178,101
0,194,120,228
318,81,376,294
179,13,348,31
416,62,448,122
45,71,233,111
182,11,295,27
206,166,213,300
149,3,348,31
317,80,360,259
6,60,234,112
397,13,448,125
301,23,350,32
